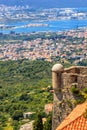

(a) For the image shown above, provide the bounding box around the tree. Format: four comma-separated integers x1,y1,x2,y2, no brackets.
44,114,52,130
12,110,23,121
19,93,29,101
12,120,20,130
33,113,43,130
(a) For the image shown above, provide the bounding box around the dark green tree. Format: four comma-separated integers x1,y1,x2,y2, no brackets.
44,114,52,130
19,93,29,101
12,110,23,121
33,113,43,130
12,120,20,130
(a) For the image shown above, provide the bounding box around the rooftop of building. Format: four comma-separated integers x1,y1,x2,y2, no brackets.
56,102,87,130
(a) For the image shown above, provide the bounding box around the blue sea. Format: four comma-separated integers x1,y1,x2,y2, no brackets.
0,19,87,34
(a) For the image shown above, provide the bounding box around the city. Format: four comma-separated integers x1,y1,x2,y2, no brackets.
0,2,87,130
0,29,87,64
0,5,87,23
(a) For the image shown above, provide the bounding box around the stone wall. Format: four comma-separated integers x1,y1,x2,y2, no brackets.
52,64,87,130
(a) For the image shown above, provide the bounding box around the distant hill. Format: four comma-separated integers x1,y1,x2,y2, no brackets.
0,0,87,8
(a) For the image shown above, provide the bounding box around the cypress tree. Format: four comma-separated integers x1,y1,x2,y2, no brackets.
44,114,52,130
33,113,43,130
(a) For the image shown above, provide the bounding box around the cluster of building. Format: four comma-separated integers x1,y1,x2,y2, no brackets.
0,5,87,22
0,29,87,64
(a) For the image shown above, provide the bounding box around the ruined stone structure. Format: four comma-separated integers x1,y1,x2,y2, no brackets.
52,64,87,130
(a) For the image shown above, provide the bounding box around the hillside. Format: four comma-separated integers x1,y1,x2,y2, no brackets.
0,59,87,130
0,60,53,130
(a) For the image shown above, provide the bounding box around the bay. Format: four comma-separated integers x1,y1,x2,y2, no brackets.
0,19,87,34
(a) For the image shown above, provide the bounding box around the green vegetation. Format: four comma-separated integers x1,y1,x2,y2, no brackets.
12,110,23,121
0,32,68,42
66,100,73,109
0,55,86,129
33,113,52,130
33,113,43,130
71,84,87,104
78,60,87,66
84,109,87,118
0,60,53,130
70,84,79,95
44,113,52,130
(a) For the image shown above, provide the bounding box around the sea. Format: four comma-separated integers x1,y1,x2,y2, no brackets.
0,19,87,34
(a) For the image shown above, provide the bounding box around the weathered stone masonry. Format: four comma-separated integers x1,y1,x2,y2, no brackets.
52,64,87,130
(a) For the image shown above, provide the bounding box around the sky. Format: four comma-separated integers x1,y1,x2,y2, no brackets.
0,0,87,8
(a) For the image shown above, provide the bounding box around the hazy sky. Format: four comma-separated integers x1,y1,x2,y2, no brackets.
0,0,87,8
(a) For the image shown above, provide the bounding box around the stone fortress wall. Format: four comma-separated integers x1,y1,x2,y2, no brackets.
52,64,87,130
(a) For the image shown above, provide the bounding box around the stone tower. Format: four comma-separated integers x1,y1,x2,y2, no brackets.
52,64,87,130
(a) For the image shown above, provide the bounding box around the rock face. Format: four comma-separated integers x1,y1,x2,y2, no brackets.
52,64,87,130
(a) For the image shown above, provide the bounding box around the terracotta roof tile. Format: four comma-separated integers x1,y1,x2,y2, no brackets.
56,102,87,130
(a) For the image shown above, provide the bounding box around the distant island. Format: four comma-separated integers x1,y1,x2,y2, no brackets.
26,23,48,27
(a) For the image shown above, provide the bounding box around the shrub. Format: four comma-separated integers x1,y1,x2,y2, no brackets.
33,113,43,130
67,100,72,108
12,110,23,121
83,88,87,94
70,85,79,94
44,113,52,130
83,108,87,118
